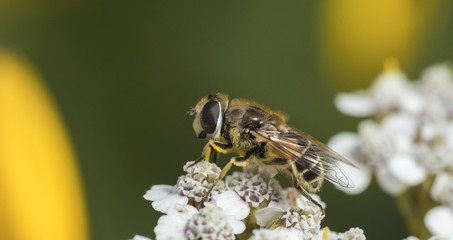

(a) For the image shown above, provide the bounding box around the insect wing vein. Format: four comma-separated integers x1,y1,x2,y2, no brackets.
252,129,355,188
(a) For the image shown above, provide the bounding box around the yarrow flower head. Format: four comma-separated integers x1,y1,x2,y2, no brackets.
185,204,235,240
143,161,224,213
136,160,365,240
153,191,249,240
225,163,284,208
330,61,453,196
255,188,325,239
176,161,225,202
329,60,453,238
323,227,366,240
248,228,300,240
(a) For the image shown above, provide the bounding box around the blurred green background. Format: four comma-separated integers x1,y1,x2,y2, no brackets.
1,0,453,239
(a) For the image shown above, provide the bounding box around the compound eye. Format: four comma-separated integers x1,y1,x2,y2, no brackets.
198,131,207,139
200,100,221,134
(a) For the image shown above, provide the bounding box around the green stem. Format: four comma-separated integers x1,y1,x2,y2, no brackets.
237,208,258,240
395,179,436,239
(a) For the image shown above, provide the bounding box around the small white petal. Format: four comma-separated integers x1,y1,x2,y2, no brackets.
425,206,453,238
167,204,198,217
153,194,188,214
421,63,453,88
371,71,411,111
400,91,424,114
249,228,300,240
376,165,407,196
328,132,361,159
129,235,152,240
144,185,175,201
334,93,375,117
382,113,417,140
255,207,284,227
214,191,250,220
430,173,452,202
428,236,447,240
154,214,188,240
226,217,246,234
144,185,188,213
267,199,290,211
388,155,426,186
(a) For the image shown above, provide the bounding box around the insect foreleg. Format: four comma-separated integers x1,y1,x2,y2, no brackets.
198,140,233,162
188,142,220,168
212,151,220,164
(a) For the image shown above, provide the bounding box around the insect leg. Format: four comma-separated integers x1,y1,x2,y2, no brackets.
212,151,220,164
204,154,251,201
210,141,233,164
290,162,325,216
210,141,233,152
263,158,288,166
201,142,214,161
187,143,212,168
294,184,325,216
195,140,232,164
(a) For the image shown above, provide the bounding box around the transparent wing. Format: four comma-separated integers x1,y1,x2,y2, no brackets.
251,128,356,188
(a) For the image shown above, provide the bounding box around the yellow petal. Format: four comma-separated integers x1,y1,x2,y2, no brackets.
318,0,442,89
0,50,89,240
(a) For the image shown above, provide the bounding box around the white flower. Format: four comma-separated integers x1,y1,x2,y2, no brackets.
334,92,376,117
357,114,417,168
249,228,300,240
225,163,283,208
153,191,249,240
414,123,453,173
154,204,198,240
185,204,235,240
334,69,421,117
255,190,324,240
144,185,188,214
430,173,453,209
144,161,225,213
387,154,426,186
324,227,366,240
419,63,453,119
209,191,250,234
328,113,426,196
421,63,453,90
176,161,225,202
425,206,453,240
332,62,453,199
129,235,152,240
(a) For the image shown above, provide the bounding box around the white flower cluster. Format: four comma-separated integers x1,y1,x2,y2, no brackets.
323,227,366,240
134,160,366,240
329,62,453,239
225,164,283,208
176,161,225,202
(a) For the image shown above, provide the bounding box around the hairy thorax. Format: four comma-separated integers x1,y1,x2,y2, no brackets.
223,99,286,154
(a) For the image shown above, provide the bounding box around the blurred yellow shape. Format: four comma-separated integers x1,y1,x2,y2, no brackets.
0,51,89,240
383,58,401,74
319,0,442,89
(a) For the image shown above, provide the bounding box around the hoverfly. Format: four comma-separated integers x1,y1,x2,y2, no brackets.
189,93,355,213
